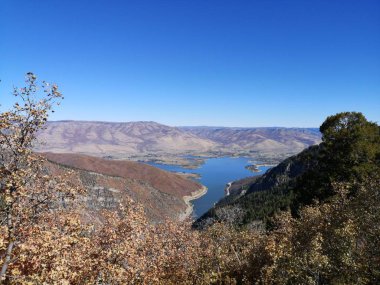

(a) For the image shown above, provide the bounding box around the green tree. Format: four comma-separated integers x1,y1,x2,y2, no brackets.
320,112,380,182
293,112,380,209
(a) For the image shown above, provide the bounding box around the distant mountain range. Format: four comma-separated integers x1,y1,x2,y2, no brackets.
35,121,216,157
36,121,321,157
180,126,321,154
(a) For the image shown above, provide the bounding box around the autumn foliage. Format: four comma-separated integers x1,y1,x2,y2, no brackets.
1,74,379,284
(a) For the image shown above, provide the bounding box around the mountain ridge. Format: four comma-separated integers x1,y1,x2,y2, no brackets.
36,121,321,158
35,121,217,157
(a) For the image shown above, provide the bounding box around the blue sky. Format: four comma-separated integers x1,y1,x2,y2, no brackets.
1,0,379,127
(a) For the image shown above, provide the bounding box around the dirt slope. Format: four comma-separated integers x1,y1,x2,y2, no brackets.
43,152,202,222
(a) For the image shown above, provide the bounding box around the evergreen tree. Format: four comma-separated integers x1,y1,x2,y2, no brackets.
294,112,380,210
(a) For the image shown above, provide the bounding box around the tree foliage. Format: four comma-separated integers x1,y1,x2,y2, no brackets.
319,112,380,180
293,112,380,210
0,73,83,282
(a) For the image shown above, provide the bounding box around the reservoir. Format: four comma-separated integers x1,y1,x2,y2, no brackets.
148,157,271,218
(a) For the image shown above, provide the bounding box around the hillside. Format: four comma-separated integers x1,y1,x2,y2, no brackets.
180,126,321,154
35,121,218,157
195,145,320,228
42,152,203,222
196,112,380,229
35,121,321,160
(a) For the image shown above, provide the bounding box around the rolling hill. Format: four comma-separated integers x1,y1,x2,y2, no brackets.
42,152,203,222
35,121,217,157
35,121,321,158
180,126,321,154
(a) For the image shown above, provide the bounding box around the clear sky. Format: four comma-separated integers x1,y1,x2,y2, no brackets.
1,0,379,127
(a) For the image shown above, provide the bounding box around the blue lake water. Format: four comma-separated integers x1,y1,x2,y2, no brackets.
147,157,271,218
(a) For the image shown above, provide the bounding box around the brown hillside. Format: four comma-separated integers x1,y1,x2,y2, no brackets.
35,121,217,156
42,152,201,199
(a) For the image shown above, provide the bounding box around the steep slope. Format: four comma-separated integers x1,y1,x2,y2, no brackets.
36,121,218,157
180,126,321,154
43,152,204,222
195,145,320,228
195,112,380,229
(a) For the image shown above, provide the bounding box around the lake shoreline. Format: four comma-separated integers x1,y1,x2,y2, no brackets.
151,157,270,218
180,185,208,221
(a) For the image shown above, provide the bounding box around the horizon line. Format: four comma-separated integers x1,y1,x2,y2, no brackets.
47,120,320,129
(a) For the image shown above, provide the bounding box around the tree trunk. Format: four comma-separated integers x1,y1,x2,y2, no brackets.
0,241,14,280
